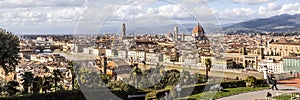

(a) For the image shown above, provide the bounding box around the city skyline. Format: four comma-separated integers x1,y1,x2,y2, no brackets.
1,0,300,100
0,0,299,34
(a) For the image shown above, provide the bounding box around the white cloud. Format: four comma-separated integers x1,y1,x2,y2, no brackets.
219,8,256,19
258,6,267,15
261,3,300,16
281,3,300,12
130,0,158,6
2,0,298,34
0,0,219,34
158,4,190,18
0,0,86,8
180,0,216,3
267,2,280,11
231,0,276,5
106,3,194,23
215,2,300,24
0,7,85,25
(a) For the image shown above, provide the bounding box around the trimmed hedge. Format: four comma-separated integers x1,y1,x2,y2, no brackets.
145,79,267,100
1,79,267,100
221,80,246,88
145,86,172,100
0,88,148,100
0,90,86,100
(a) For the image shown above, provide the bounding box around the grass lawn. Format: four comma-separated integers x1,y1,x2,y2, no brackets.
273,93,300,100
182,86,269,100
273,94,292,100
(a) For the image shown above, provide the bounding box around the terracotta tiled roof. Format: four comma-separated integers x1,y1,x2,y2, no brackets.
271,42,300,45
192,22,205,35
284,56,300,60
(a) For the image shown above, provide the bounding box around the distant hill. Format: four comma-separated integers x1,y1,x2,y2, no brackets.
223,14,300,33
127,23,221,34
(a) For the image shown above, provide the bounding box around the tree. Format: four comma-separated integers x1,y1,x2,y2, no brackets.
139,76,151,88
155,70,180,89
0,78,6,93
204,58,212,81
120,82,136,94
165,70,180,86
149,72,162,86
67,61,76,90
245,76,257,88
32,76,43,93
130,64,142,88
78,69,89,88
77,69,105,89
100,74,111,86
41,76,52,93
180,70,195,85
21,72,34,94
52,69,63,92
88,71,101,88
5,81,19,96
0,29,20,74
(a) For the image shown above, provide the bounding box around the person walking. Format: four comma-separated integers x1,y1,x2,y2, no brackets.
267,74,273,89
271,77,278,90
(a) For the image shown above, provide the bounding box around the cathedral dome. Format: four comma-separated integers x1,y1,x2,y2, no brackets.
192,22,205,35
191,22,209,44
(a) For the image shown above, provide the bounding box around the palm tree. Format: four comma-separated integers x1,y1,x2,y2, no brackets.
5,80,19,96
21,72,34,94
204,58,212,81
52,69,63,92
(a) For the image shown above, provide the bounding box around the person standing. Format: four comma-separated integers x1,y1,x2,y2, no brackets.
267,74,274,89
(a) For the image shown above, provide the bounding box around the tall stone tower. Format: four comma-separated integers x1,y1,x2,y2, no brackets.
174,26,178,42
122,23,126,38
181,33,185,41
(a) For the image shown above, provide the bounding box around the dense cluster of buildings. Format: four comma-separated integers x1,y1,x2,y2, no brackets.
0,35,74,90
1,22,300,84
222,34,300,74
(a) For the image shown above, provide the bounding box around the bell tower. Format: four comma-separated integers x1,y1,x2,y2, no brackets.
122,23,126,39
174,26,178,42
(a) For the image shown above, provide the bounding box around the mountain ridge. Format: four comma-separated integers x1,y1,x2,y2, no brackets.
223,14,300,33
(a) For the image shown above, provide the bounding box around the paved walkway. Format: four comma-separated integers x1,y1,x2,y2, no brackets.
217,85,300,100
279,78,300,88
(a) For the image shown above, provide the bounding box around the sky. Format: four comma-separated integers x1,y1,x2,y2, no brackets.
0,0,299,34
